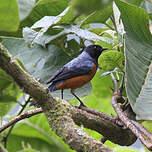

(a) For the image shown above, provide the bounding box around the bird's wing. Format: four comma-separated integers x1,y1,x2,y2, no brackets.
46,59,94,84
46,67,65,84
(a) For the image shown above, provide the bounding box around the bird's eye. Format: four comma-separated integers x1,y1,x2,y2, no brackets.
94,46,97,49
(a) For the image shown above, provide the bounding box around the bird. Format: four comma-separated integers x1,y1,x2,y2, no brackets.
46,45,107,107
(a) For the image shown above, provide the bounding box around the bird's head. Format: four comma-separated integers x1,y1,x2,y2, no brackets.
85,45,107,60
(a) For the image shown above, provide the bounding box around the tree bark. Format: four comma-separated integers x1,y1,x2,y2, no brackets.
0,43,137,151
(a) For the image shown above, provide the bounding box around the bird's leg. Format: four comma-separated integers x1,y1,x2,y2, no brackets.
61,89,63,99
71,89,86,107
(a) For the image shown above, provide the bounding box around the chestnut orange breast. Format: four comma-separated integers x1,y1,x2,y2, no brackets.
55,64,97,90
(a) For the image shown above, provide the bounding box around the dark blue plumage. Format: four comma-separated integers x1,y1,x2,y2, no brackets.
47,51,94,92
46,45,107,106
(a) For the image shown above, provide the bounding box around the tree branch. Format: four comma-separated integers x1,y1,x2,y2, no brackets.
0,105,137,146
0,42,136,151
110,73,152,150
72,106,136,145
111,96,152,150
0,108,43,133
131,121,152,143
0,42,112,152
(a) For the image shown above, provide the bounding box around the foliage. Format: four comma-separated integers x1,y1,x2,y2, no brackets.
0,0,152,151
0,0,19,32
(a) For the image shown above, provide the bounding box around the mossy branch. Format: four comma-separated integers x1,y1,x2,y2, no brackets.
0,43,136,152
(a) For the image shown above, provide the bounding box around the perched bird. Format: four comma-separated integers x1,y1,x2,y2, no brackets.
47,45,107,107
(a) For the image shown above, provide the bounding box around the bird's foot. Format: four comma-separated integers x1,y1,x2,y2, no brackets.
78,102,87,109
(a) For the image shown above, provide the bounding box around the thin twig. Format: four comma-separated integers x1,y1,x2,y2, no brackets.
0,104,137,146
79,105,125,127
0,105,120,134
79,106,116,122
1,96,31,148
0,108,43,133
110,73,119,94
131,120,152,143
111,96,152,150
110,73,152,150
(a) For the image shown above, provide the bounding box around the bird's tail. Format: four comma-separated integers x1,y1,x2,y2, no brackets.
48,82,57,92
48,80,64,92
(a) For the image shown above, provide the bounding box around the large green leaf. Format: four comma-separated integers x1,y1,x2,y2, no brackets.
21,0,70,27
23,25,112,47
1,37,70,82
115,0,152,120
23,6,77,45
35,0,70,16
0,0,19,32
31,6,76,29
2,37,50,74
22,1,112,47
99,51,124,72
71,0,112,15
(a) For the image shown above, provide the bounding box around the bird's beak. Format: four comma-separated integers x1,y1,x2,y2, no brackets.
102,48,108,51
